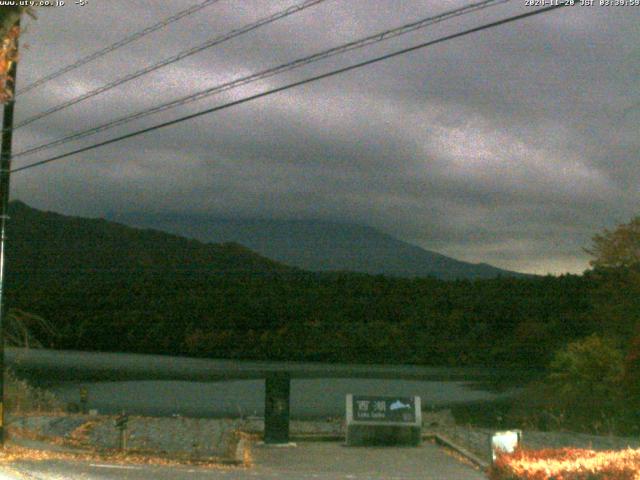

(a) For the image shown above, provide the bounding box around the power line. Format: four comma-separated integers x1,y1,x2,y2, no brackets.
12,0,329,131
16,0,223,96
11,0,505,143
12,3,569,174
13,0,510,161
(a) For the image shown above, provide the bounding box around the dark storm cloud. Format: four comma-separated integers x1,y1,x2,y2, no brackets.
9,0,640,274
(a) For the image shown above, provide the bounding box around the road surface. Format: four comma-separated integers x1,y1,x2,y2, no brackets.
1,441,486,479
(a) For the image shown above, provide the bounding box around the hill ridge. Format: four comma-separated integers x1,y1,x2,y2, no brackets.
109,211,526,280
7,201,293,275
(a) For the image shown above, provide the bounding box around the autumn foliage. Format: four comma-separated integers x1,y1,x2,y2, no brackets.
586,217,640,270
0,23,19,103
488,448,640,480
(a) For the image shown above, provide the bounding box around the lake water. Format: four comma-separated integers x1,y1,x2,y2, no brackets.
48,378,520,418
7,348,525,419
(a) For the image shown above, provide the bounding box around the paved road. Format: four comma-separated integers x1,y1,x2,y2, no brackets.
1,441,486,479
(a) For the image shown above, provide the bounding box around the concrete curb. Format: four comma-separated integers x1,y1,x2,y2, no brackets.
255,442,298,448
290,434,343,442
10,436,245,467
425,433,489,469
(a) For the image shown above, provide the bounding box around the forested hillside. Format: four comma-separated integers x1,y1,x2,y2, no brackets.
5,201,597,368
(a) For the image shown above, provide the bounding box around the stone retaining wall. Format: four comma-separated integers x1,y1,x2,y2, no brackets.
9,414,243,460
9,412,640,466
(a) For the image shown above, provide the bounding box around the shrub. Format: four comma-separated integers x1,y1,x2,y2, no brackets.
4,369,63,414
488,447,640,480
546,334,624,432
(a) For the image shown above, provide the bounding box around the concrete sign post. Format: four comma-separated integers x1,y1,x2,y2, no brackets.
264,372,291,444
79,386,88,414
115,411,129,451
346,394,421,446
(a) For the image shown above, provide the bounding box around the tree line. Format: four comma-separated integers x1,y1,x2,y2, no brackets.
2,201,636,374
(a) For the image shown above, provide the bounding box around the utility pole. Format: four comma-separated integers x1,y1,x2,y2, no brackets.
0,18,20,446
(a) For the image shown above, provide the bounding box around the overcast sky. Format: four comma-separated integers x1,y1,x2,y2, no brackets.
9,0,640,274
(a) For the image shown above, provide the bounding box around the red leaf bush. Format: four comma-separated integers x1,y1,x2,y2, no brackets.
0,24,19,103
488,447,640,480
